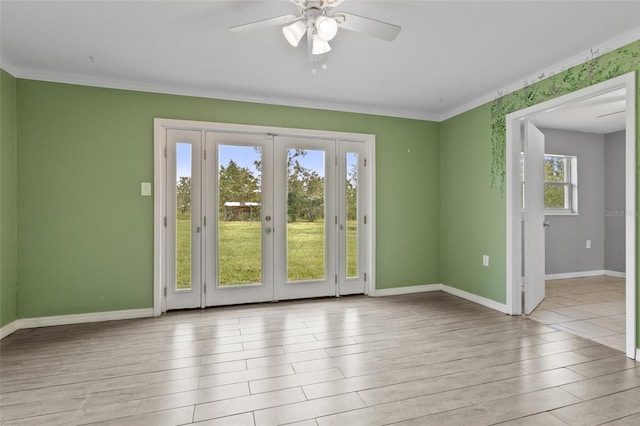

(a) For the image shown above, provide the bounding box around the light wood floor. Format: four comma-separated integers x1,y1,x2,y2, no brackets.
1,291,639,425
529,276,626,352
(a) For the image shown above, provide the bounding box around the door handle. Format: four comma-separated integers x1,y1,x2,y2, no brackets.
543,221,551,228
196,226,201,233
265,227,272,234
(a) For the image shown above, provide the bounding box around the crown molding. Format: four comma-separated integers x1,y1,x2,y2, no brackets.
439,27,640,121
0,57,439,122
0,57,20,77
3,27,638,123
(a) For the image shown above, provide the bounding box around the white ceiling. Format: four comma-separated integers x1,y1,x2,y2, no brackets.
1,1,639,121
530,88,627,134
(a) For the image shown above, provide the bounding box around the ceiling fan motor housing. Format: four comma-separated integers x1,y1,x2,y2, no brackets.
232,0,400,60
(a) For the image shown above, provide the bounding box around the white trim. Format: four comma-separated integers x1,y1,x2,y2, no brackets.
18,309,153,329
372,284,442,297
440,285,509,314
0,309,154,340
623,73,637,360
636,348,640,361
3,29,637,122
0,320,21,339
153,119,165,317
545,270,606,280
440,28,640,121
505,111,521,315
372,283,508,314
605,270,626,279
0,57,20,78
506,72,636,359
365,137,376,298
1,57,437,122
545,270,627,280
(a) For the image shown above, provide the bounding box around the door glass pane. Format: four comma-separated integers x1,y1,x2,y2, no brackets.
287,149,325,281
346,152,358,278
218,145,262,286
544,155,568,209
176,143,192,291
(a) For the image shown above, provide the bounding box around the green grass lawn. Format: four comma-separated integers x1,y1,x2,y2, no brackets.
176,213,192,289
286,221,326,282
176,216,357,288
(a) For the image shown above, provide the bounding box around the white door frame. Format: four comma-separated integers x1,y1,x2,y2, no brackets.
153,118,376,314
505,72,637,359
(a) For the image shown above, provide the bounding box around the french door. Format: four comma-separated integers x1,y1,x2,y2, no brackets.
205,132,274,306
164,128,368,310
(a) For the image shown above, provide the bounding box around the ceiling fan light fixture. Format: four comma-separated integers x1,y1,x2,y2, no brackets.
312,34,331,55
283,20,306,47
315,15,338,41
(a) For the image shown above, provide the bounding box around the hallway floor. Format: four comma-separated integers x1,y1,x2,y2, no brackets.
528,276,626,352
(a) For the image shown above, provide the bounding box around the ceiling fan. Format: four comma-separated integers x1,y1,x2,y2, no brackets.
231,0,401,60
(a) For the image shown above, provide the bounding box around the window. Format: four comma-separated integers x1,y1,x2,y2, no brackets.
544,154,577,214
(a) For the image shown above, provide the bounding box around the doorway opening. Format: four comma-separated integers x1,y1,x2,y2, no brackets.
505,72,637,359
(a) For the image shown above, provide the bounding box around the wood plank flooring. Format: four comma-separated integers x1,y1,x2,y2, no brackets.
1,291,639,425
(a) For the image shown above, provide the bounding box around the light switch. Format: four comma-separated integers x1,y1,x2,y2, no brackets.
141,182,152,196
482,255,489,267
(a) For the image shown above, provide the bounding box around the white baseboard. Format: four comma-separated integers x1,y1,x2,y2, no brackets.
0,320,21,340
373,283,442,297
545,270,627,280
636,348,640,361
440,284,508,314
545,270,606,280
373,283,508,314
0,308,154,340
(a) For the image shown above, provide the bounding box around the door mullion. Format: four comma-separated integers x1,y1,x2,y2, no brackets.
199,132,206,308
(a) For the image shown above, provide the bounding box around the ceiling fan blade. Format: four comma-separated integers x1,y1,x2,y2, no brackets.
231,15,299,34
335,12,401,41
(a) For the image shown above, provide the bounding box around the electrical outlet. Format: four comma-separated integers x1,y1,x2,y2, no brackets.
141,182,151,196
482,255,489,267
586,240,591,249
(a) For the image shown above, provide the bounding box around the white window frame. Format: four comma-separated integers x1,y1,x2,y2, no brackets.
544,154,578,215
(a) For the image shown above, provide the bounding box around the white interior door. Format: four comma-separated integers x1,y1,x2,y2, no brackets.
204,132,274,306
166,129,203,310
523,121,546,314
273,136,337,300
338,141,367,296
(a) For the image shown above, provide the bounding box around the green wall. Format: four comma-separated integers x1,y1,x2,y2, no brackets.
1,69,18,327
439,103,506,303
3,39,639,349
440,41,640,343
15,80,440,318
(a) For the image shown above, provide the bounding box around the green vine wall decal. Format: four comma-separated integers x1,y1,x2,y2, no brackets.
490,40,640,196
